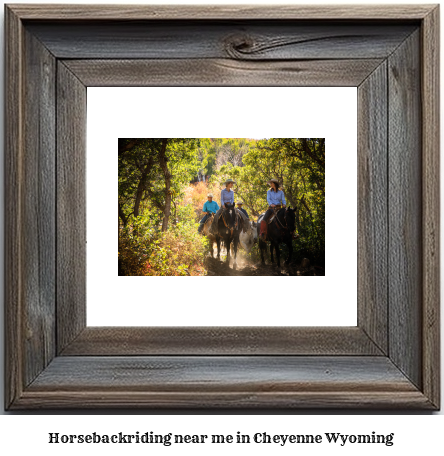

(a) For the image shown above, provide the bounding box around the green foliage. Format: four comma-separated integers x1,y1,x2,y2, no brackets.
144,206,208,276
195,138,258,177
209,138,325,260
118,138,200,227
118,137,325,275
118,201,208,277
118,217,157,276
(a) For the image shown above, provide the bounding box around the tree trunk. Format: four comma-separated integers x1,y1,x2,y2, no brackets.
133,182,144,218
118,203,128,226
172,199,177,225
158,139,171,232
133,156,154,218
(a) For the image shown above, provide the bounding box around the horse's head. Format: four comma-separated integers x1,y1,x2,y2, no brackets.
223,204,238,229
284,207,297,233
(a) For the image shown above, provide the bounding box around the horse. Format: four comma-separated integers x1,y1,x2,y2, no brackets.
239,220,257,253
212,203,246,269
202,213,216,257
257,207,297,267
230,220,257,255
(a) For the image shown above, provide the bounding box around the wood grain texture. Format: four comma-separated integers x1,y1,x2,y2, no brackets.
5,9,58,409
56,62,87,354
21,28,57,387
421,6,440,409
64,59,384,87
357,62,388,354
388,31,422,389
13,356,433,409
4,5,440,410
28,356,418,391
15,390,433,410
7,4,435,20
26,22,416,60
4,4,24,411
61,327,383,356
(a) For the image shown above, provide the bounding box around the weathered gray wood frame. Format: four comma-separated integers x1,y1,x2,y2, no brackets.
4,4,440,409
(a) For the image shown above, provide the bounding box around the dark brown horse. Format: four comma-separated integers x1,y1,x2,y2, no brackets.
213,204,246,269
257,207,297,267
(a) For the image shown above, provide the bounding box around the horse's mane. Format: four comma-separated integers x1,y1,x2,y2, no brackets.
236,208,249,232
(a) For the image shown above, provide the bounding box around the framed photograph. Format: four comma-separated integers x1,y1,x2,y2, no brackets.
5,4,440,409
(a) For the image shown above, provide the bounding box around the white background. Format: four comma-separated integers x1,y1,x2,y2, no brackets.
87,87,357,326
0,0,442,450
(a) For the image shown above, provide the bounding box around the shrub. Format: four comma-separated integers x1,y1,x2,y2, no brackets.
146,215,208,276
182,182,209,220
118,224,157,276
119,194,209,276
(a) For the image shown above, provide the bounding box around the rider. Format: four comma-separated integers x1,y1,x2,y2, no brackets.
198,193,219,233
236,201,249,219
209,178,235,234
259,178,286,241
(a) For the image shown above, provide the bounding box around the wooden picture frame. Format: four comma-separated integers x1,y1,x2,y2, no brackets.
5,4,440,409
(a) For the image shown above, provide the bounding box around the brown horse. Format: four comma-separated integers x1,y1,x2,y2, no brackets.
213,204,246,269
202,213,217,257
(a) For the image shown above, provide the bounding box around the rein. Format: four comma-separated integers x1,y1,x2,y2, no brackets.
221,209,239,237
274,208,290,232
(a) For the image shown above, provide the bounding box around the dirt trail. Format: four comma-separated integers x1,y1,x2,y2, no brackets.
204,249,322,277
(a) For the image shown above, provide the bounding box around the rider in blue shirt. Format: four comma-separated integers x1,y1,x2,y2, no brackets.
260,178,286,240
267,187,286,206
209,178,236,235
220,187,235,206
198,193,219,233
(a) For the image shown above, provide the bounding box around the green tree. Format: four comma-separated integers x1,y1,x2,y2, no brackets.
209,138,325,259
118,138,200,231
